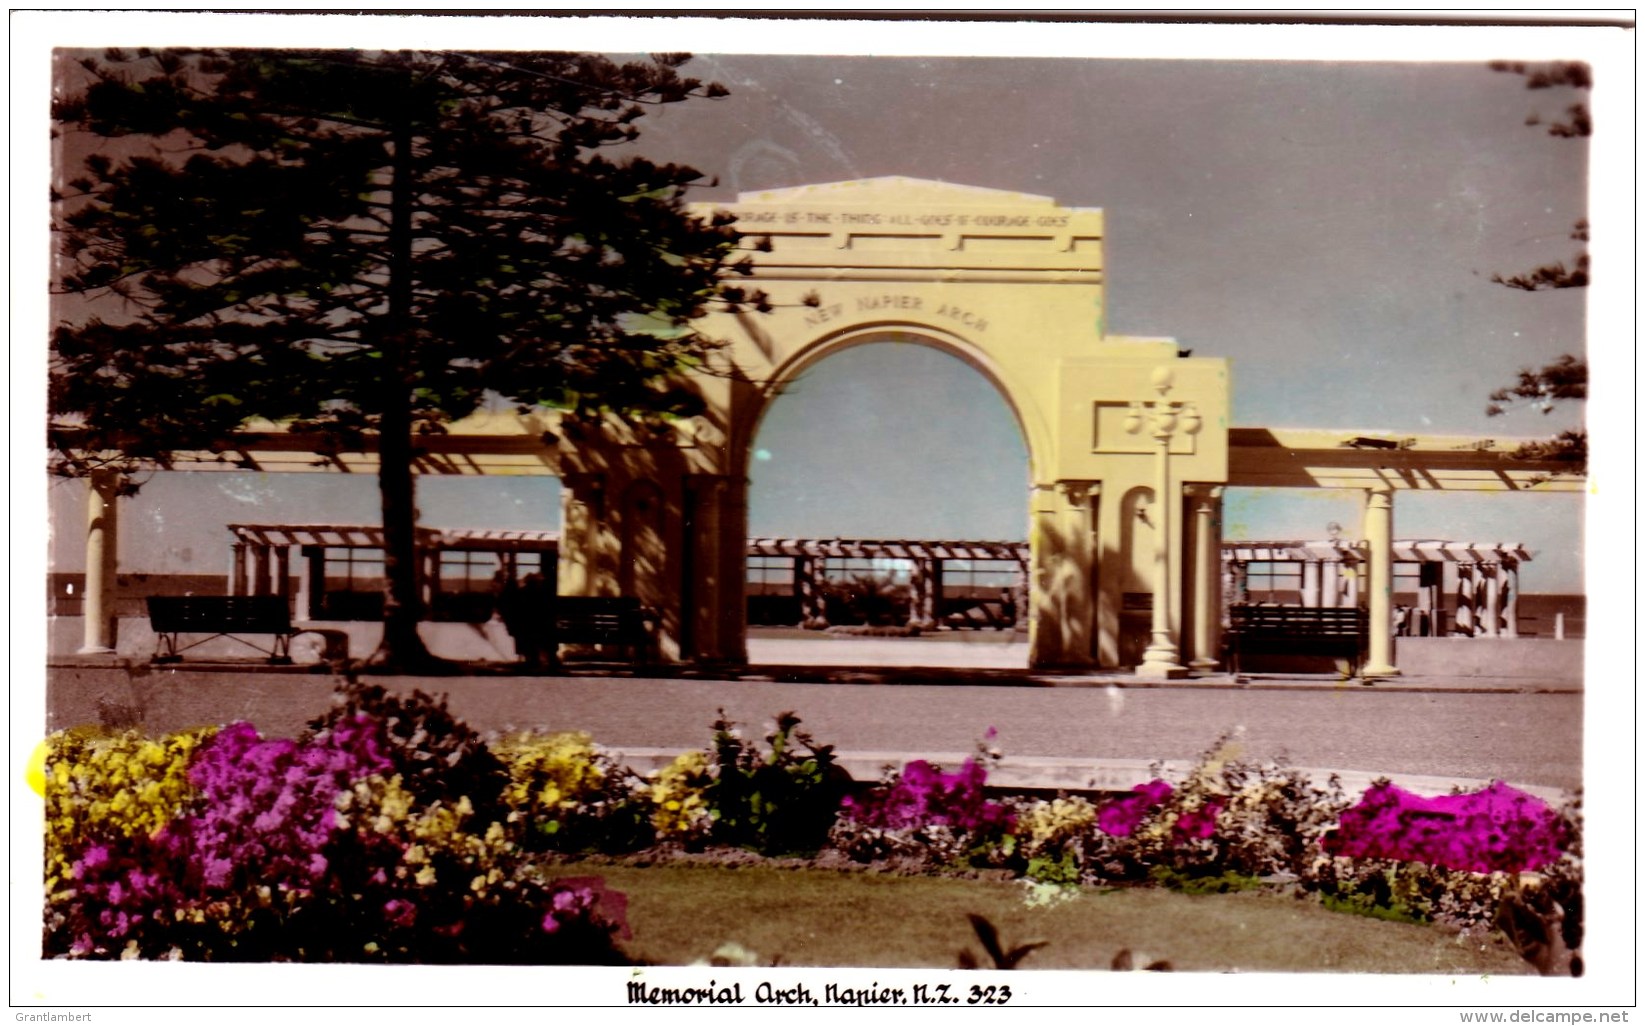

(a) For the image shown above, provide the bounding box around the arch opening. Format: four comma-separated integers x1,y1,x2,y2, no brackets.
743,336,1032,668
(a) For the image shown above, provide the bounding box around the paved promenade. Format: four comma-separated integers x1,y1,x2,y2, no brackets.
45,639,1585,797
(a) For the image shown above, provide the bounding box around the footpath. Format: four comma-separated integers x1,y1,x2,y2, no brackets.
43,639,1584,802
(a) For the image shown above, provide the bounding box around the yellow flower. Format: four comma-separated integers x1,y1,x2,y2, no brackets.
647,750,713,836
42,726,218,885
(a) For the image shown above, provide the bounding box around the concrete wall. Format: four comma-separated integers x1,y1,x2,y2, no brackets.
1394,637,1583,680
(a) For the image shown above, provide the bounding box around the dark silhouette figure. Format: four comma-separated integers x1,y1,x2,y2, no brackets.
497,571,557,670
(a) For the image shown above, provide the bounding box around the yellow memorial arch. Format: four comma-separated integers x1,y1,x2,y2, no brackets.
68,178,1581,675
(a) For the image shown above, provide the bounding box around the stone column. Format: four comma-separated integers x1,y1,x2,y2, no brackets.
1417,561,1440,636
795,555,823,627
684,475,747,665
1454,563,1476,635
273,545,291,602
1227,559,1249,611
908,557,934,629
251,544,272,596
1188,486,1222,672
303,546,327,619
1502,560,1520,638
421,547,440,611
1302,560,1322,608
1027,481,1098,668
1322,560,1341,608
1481,562,1502,638
1361,487,1400,678
79,469,122,654
228,542,247,597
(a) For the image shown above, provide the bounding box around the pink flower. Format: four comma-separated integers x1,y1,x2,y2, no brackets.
1173,798,1225,841
382,898,417,928
1097,779,1175,836
1322,781,1567,873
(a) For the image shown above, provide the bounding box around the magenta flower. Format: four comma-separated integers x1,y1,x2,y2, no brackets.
1321,781,1568,873
843,758,1013,834
382,898,418,929
1172,797,1226,841
1097,779,1175,836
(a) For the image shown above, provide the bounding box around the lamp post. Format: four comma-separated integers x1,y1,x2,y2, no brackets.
1125,366,1201,679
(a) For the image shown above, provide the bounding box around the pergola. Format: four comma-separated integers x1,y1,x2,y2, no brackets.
1222,539,1534,638
220,522,1535,639
226,523,559,620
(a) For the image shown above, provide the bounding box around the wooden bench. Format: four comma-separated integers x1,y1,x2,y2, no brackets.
549,596,659,664
146,596,349,665
1225,605,1367,676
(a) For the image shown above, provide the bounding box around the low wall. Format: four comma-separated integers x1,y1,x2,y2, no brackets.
1394,637,1584,680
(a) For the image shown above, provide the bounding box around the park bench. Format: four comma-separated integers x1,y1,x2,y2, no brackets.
549,596,659,664
1225,604,1367,676
146,595,349,665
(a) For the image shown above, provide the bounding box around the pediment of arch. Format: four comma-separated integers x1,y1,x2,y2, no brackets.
731,176,1072,209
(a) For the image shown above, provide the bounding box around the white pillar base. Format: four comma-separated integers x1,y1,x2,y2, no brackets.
1136,660,1190,679
1136,639,1189,678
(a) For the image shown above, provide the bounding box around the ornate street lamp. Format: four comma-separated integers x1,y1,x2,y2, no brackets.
1125,366,1201,678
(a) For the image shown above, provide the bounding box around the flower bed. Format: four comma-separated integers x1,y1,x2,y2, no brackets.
41,683,1581,968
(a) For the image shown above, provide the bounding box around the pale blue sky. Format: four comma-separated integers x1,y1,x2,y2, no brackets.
42,50,1596,594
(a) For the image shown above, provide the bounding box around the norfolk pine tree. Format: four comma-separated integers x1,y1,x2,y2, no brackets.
50,49,763,669
1484,60,1591,470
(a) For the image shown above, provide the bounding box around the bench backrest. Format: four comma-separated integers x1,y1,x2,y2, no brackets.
551,596,652,637
1229,605,1366,636
553,596,645,616
146,595,293,633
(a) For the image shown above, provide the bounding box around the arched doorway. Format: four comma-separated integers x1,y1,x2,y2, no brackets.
744,337,1032,667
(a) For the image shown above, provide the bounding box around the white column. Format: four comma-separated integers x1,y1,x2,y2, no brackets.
1454,563,1476,635
908,557,936,629
273,545,291,601
251,545,272,596
1503,560,1520,638
1188,487,1222,672
795,555,823,627
79,469,121,654
1135,469,1186,677
1322,560,1341,608
1482,562,1502,638
1361,487,1400,678
229,542,248,596
1302,560,1322,608
1229,560,1249,609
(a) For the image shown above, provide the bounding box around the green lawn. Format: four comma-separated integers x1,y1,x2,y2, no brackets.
543,861,1533,974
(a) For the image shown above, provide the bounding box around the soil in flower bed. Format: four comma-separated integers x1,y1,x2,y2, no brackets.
537,857,1534,974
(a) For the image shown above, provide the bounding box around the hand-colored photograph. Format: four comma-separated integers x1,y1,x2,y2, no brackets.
14,10,1630,1019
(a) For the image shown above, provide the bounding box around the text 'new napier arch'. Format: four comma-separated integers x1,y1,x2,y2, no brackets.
72,178,1581,673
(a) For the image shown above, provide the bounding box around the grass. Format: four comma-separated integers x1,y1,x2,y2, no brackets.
542,861,1533,974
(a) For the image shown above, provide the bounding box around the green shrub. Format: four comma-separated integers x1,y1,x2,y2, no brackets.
705,711,848,856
